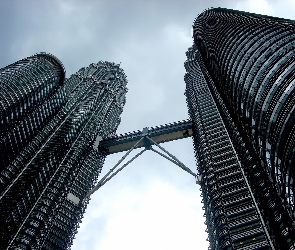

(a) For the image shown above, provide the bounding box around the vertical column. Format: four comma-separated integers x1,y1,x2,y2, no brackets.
185,47,272,249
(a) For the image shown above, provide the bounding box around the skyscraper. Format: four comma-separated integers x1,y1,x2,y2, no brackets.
0,55,128,249
185,8,295,249
1,7,295,250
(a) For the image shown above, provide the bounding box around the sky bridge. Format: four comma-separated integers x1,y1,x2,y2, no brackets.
71,119,199,205
95,119,193,154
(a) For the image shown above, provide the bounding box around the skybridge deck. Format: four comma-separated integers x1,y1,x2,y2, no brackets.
97,119,193,154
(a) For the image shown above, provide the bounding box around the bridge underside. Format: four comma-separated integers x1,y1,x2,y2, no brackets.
82,119,197,201
96,119,193,154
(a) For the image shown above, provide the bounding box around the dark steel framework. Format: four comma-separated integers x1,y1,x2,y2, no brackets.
0,53,66,169
1,7,295,250
0,57,128,249
186,8,295,249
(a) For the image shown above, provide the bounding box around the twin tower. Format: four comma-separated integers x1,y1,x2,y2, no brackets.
0,8,295,250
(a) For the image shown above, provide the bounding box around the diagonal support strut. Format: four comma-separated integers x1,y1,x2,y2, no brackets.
82,134,197,204
146,136,197,177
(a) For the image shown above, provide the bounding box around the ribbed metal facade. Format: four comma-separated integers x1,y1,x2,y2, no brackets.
0,58,127,249
0,53,66,170
185,47,273,249
186,8,295,249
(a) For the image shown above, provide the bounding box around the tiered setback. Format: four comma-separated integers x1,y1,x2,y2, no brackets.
0,60,128,249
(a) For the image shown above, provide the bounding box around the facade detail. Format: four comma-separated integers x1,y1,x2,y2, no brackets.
0,57,128,249
186,8,295,249
0,53,66,169
1,7,295,250
185,48,273,249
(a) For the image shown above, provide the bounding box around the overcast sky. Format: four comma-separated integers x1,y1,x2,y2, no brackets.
1,0,295,249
